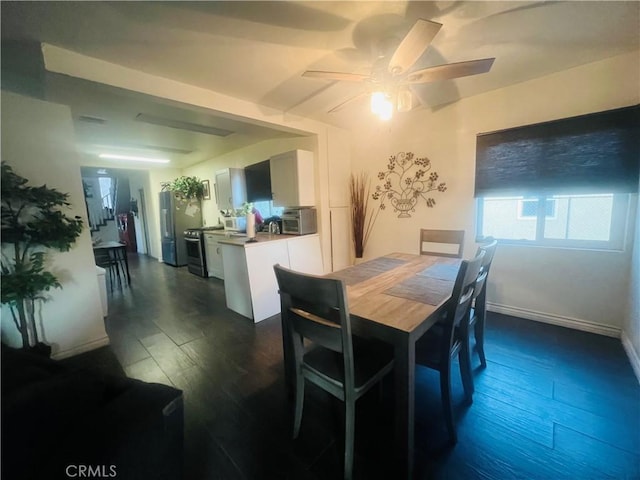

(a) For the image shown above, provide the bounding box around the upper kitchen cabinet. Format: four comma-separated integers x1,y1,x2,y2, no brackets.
245,159,272,202
270,150,315,207
215,168,246,211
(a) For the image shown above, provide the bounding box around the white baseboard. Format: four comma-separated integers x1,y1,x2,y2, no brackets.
621,330,640,385
487,302,621,338
52,335,110,360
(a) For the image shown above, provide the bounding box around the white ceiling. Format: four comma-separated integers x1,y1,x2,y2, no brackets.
2,1,639,169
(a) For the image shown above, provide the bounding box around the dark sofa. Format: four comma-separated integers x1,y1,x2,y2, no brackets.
1,344,184,480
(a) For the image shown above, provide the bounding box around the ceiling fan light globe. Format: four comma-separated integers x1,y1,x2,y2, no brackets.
397,88,412,112
378,104,393,121
370,91,386,115
372,93,393,120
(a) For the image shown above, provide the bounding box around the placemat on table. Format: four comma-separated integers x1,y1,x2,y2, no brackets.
417,263,460,282
384,275,452,305
328,257,408,286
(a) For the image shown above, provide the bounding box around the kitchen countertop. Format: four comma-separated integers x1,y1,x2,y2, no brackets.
217,232,316,247
203,230,246,238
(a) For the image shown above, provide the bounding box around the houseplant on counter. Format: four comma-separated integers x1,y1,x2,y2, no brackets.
1,162,84,353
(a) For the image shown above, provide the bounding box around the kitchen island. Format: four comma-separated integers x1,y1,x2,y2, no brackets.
220,233,323,322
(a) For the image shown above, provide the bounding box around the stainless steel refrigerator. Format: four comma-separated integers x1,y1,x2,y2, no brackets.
159,191,202,266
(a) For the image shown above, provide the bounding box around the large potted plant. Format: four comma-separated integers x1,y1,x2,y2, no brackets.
1,163,84,352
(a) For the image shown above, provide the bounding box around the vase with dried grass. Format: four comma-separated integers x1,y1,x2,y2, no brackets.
350,172,379,258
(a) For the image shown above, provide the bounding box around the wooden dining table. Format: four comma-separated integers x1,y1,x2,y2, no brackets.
326,252,461,479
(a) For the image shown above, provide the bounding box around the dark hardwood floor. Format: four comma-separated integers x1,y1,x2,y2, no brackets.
66,254,640,479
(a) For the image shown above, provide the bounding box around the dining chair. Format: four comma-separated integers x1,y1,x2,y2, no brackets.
274,264,394,480
469,239,498,369
415,250,485,444
93,249,120,291
419,229,465,258
111,247,130,286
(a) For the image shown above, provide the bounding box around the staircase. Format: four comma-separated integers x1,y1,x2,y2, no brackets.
83,176,118,233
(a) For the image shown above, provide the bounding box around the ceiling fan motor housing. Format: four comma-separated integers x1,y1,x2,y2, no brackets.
302,18,495,115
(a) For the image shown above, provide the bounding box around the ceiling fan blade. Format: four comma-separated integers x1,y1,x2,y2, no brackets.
328,92,369,113
302,70,370,82
387,19,442,76
406,58,495,84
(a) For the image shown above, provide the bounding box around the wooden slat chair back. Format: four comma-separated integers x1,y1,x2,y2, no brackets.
275,264,353,397
274,264,394,480
448,251,485,344
415,250,485,443
470,239,498,368
419,229,465,258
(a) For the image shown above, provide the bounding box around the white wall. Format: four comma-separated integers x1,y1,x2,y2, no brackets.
623,182,640,382
350,51,640,334
126,170,152,255
1,91,109,358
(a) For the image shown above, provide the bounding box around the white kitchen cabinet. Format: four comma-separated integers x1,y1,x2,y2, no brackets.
221,240,289,322
204,233,224,279
269,150,315,207
287,235,323,274
244,241,290,322
221,244,253,319
220,234,322,323
215,168,246,211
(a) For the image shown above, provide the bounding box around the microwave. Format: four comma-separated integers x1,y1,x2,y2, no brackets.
282,208,317,235
223,216,246,232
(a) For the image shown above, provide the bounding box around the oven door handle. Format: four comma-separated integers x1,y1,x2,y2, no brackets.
184,238,201,243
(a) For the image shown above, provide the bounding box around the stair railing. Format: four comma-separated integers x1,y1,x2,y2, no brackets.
86,193,108,230
84,176,117,231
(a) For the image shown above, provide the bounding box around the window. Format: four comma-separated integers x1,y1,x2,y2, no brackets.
98,176,114,210
518,198,556,219
477,193,629,249
252,200,284,219
474,105,639,198
474,105,638,250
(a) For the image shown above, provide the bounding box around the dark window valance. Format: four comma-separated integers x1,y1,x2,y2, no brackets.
475,105,640,197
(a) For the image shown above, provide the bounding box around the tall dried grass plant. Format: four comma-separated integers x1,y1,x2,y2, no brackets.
350,172,379,258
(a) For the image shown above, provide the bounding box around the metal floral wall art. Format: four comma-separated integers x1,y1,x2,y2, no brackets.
372,151,447,218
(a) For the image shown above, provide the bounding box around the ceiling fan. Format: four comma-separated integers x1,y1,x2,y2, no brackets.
302,19,495,119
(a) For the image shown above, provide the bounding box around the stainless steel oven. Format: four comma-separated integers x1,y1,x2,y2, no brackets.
184,228,207,277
